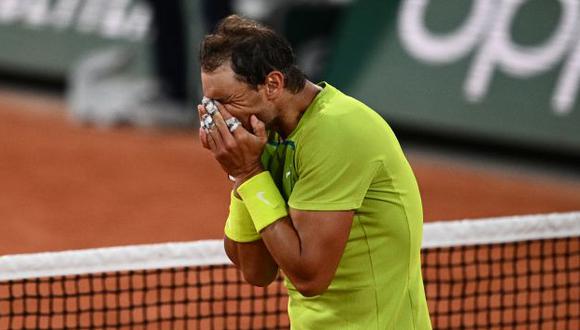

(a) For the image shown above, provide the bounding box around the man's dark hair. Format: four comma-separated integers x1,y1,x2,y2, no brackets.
200,15,306,93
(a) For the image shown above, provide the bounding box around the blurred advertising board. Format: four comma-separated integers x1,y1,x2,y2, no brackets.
326,0,580,152
0,0,152,78
0,0,203,101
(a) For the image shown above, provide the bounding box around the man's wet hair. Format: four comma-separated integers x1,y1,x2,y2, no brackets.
200,15,306,93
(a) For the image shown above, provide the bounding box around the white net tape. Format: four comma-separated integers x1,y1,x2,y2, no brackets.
1,211,579,281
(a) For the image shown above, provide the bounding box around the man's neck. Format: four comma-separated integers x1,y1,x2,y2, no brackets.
274,81,322,139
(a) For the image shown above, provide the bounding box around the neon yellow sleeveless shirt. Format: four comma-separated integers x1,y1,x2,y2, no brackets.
261,83,431,329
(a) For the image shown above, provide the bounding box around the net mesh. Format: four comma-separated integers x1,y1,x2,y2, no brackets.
423,237,578,329
1,266,288,330
1,212,579,329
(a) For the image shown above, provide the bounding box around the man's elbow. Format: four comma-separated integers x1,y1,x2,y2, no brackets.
242,268,278,287
293,279,331,297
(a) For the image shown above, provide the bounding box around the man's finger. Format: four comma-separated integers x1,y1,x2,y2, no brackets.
251,115,267,139
218,106,234,120
207,122,224,150
231,120,251,139
201,102,222,148
206,131,217,151
211,110,237,147
199,126,210,149
197,104,206,129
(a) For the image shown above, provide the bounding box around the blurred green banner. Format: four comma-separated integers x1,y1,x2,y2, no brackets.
0,0,204,101
0,0,153,78
327,0,580,152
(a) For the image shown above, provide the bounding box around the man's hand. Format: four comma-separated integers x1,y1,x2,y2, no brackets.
198,103,267,182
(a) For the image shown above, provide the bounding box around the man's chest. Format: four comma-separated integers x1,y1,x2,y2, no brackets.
260,141,298,201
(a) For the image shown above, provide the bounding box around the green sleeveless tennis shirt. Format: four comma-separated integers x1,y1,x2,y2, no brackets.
261,83,431,329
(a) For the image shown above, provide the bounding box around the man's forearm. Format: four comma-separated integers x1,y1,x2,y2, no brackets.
226,216,320,295
256,216,330,296
224,237,279,287
236,207,353,297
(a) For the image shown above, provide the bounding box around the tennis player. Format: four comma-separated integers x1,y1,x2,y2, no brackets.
198,15,431,329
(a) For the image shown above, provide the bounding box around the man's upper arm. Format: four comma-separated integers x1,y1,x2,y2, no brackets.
279,112,380,292
288,208,354,287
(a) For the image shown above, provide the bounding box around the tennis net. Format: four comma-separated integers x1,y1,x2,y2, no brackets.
1,212,578,329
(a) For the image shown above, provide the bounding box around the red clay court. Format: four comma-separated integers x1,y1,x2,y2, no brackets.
0,88,579,329
1,88,580,255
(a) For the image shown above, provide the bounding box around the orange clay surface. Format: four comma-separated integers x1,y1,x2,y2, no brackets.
1,89,579,255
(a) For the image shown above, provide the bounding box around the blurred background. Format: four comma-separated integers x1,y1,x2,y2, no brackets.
1,0,579,255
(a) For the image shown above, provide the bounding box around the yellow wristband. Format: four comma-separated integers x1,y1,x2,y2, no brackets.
224,191,261,242
237,171,288,232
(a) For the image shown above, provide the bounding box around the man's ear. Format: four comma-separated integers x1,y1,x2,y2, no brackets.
264,71,285,99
